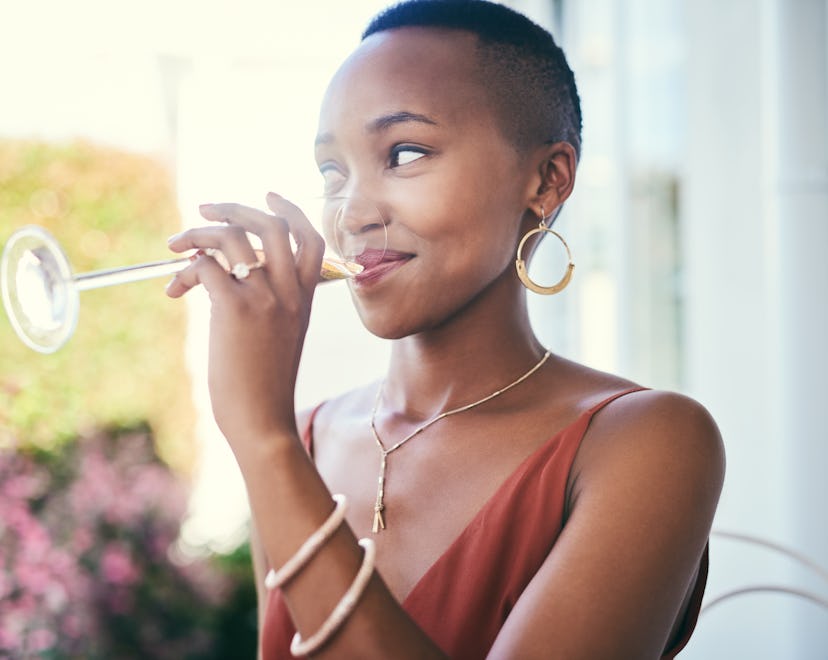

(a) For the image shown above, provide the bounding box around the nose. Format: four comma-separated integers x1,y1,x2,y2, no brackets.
325,195,388,260
332,196,386,236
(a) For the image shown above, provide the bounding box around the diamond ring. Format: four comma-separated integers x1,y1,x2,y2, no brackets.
230,260,266,280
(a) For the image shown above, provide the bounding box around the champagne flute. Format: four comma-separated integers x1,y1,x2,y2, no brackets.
1,197,386,353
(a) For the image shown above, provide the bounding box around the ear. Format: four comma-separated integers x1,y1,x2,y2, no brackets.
525,141,577,221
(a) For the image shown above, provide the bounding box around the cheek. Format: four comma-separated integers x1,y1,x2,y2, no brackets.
435,194,523,265
387,143,527,276
394,179,519,244
420,215,521,300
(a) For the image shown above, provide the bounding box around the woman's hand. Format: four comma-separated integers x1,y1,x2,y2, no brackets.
165,193,325,452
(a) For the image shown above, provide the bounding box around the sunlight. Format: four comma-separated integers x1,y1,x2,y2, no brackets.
1,0,392,550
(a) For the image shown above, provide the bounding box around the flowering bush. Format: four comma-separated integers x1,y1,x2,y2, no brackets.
0,425,256,659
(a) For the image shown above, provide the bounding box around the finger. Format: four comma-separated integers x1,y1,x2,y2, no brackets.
200,201,300,295
167,225,261,277
165,253,237,299
265,193,326,293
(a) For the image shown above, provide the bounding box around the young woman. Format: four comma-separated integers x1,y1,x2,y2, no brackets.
166,1,725,657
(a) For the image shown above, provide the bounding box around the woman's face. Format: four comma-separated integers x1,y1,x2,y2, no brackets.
315,27,536,338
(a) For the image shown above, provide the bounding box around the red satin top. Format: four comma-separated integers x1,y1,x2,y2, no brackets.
261,389,708,659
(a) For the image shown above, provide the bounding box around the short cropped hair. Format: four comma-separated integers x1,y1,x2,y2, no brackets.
363,0,583,158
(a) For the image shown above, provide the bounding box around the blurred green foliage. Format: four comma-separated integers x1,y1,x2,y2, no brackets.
0,139,195,471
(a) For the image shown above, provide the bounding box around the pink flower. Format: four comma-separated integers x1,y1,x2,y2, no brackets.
0,598,33,650
0,570,11,600
61,612,84,639
71,527,94,554
16,516,51,561
0,428,236,656
0,625,21,652
100,543,140,586
27,627,56,652
15,561,54,595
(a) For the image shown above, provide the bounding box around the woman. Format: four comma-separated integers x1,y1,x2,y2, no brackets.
166,1,725,657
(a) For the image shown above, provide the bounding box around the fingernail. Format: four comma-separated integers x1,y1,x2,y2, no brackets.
266,192,282,201
167,232,182,244
199,203,214,210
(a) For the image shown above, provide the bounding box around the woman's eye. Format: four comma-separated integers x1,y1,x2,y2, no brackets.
319,164,345,192
390,147,427,168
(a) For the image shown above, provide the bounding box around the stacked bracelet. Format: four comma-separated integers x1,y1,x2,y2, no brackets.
264,493,348,591
290,537,377,657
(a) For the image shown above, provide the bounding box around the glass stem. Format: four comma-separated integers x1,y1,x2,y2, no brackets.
73,257,191,291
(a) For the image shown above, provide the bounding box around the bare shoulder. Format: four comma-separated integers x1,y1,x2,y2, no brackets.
489,389,724,658
570,387,726,530
297,381,379,445
581,389,724,475
594,387,720,430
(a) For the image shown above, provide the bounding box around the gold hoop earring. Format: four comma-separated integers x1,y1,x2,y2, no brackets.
515,210,575,295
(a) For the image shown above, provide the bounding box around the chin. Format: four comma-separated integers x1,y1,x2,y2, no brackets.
357,314,414,341
351,299,430,340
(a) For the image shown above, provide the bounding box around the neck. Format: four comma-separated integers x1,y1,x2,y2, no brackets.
381,277,546,421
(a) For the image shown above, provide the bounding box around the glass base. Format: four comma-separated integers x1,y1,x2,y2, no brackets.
1,226,78,353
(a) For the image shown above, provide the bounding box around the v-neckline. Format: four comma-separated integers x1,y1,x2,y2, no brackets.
399,404,595,605
305,391,639,605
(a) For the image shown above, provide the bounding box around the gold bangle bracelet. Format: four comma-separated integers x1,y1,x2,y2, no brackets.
264,494,348,591
290,538,376,657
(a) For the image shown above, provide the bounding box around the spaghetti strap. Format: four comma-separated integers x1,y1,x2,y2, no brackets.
300,403,325,457
584,386,648,416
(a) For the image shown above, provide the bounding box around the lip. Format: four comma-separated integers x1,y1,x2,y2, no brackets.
352,248,413,285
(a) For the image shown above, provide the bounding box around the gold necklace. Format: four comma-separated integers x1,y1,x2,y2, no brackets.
369,349,551,533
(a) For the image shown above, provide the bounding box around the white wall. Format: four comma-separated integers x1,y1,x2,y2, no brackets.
517,0,828,655
682,1,828,657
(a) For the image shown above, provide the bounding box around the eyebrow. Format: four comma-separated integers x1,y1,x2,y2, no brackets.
367,111,439,133
314,111,439,147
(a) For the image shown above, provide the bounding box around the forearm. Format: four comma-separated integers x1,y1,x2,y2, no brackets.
240,434,446,659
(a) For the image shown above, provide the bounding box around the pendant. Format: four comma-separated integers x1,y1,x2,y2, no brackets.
372,452,387,533
372,504,385,533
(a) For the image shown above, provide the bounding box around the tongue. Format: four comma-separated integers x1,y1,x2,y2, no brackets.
356,249,406,269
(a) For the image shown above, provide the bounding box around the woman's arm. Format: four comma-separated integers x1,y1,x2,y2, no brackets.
248,406,314,637
167,196,446,659
242,430,447,659
488,390,725,659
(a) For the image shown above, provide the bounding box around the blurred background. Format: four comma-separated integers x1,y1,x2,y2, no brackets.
0,0,825,657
